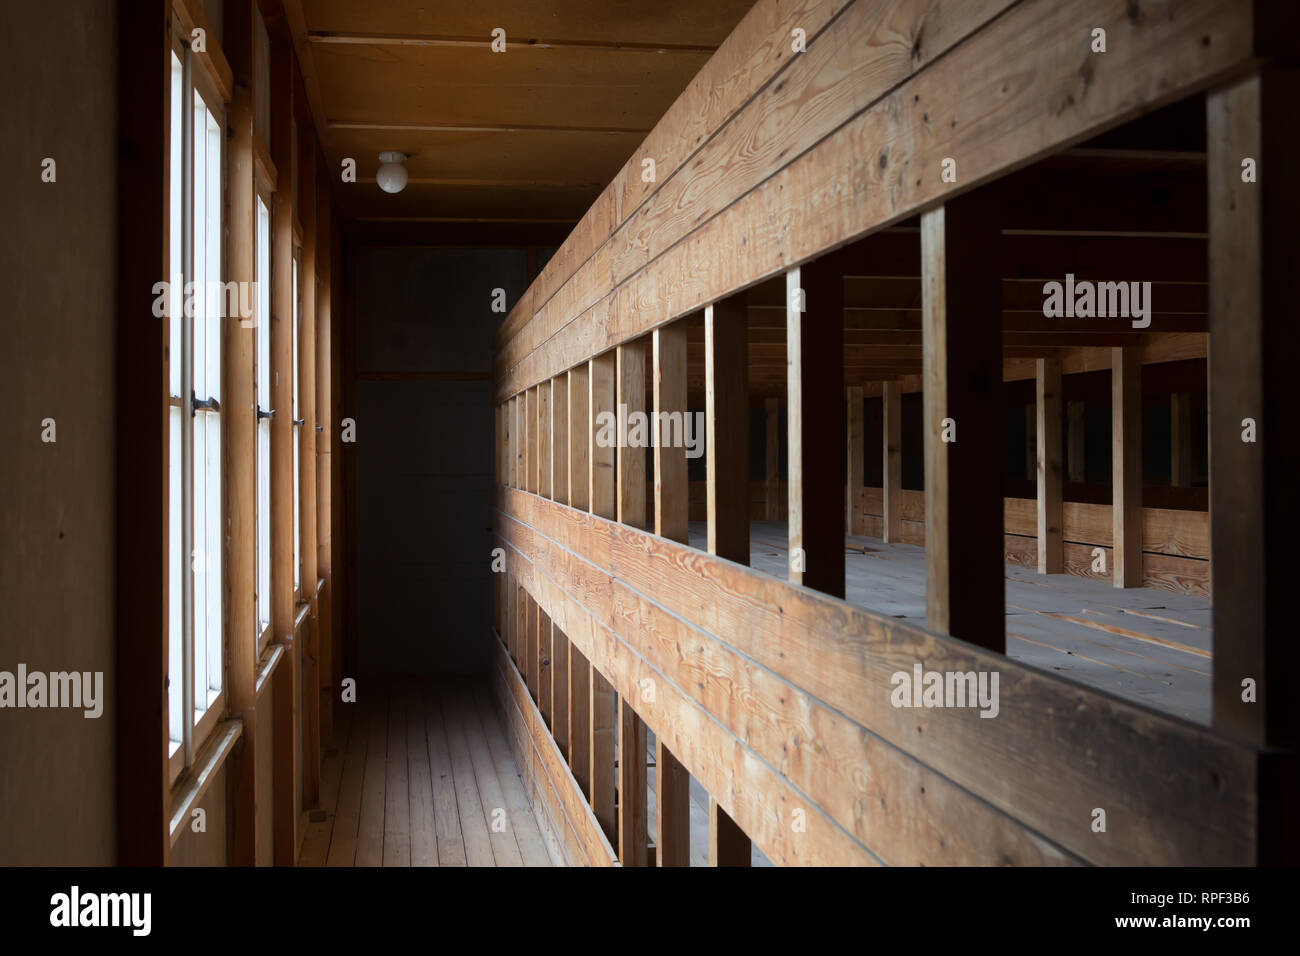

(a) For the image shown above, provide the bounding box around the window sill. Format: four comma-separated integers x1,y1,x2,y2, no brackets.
255,642,285,699
168,718,242,846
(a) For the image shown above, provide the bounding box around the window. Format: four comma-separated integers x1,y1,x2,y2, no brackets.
167,36,226,780
256,196,272,648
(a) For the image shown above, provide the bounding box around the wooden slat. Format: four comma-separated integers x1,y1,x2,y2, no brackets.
424,681,467,866
1036,357,1063,574
618,697,648,866
537,379,551,500
354,687,387,866
589,668,617,845
705,296,748,563
1207,68,1300,761
383,689,410,866
472,681,554,867
846,385,865,536
442,684,496,866
568,366,589,510
589,353,616,519
708,798,750,867
653,322,689,543
538,609,553,725
568,644,592,799
921,197,1004,649
1111,347,1142,588
655,740,690,867
499,486,1257,865
552,626,570,759
882,380,902,543
616,341,646,529
764,397,779,521
788,261,845,596
551,376,568,505
406,683,437,866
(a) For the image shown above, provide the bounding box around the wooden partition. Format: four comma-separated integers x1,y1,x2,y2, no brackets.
488,0,1295,866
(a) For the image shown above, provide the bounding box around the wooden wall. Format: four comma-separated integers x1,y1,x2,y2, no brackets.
0,0,120,865
489,0,1292,866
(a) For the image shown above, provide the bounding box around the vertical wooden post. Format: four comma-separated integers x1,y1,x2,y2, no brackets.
589,353,616,519
526,387,539,495
538,609,552,722
1036,357,1063,574
1024,405,1036,480
1207,70,1300,757
568,366,589,511
1111,347,1142,589
655,741,691,866
883,381,903,543
787,261,845,596
223,0,258,866
315,159,334,757
568,645,592,798
514,583,526,671
268,26,298,865
921,197,1005,649
708,797,750,866
764,397,779,521
537,381,551,500
513,394,524,489
551,377,568,504
552,626,569,759
503,399,513,487
526,597,539,701
617,341,646,529
618,697,648,866
589,670,617,844
846,385,864,535
653,323,689,543
1170,392,1193,487
705,297,748,563
1067,399,1086,483
297,119,321,812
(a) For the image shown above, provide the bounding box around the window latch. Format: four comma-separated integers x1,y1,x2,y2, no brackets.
192,393,221,416
315,424,323,432
257,407,275,421
293,417,305,427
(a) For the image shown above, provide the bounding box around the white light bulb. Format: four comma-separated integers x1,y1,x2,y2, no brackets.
376,152,408,194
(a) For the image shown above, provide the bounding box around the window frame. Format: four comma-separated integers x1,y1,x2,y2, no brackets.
255,184,274,656
167,19,229,787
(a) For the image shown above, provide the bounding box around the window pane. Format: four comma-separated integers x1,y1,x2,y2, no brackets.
205,105,222,402
192,403,208,704
204,410,222,705
258,418,271,632
168,404,183,747
293,427,300,590
169,52,183,399
191,92,207,400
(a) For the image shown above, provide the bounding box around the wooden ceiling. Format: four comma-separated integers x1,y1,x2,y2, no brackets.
283,0,756,229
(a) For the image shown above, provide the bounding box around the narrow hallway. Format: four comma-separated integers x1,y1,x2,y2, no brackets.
300,679,556,867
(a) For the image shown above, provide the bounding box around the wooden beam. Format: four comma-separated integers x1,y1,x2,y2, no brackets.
921,196,1004,649
223,0,259,867
882,380,902,543
115,0,170,866
589,353,616,519
568,645,592,798
1036,357,1063,574
708,798,750,866
618,697,648,866
705,296,748,563
269,24,298,865
788,261,845,596
764,397,779,521
552,625,570,759
537,379,551,500
616,341,646,529
297,118,321,813
1111,347,1142,588
513,394,524,489
846,386,864,535
1170,392,1193,487
568,366,589,510
551,377,568,505
653,323,689,543
1067,399,1087,482
655,740,690,867
315,155,334,751
1208,68,1300,758
538,609,552,724
589,669,617,845
525,386,538,494
525,595,538,701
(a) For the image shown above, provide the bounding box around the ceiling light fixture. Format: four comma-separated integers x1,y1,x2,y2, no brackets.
376,151,408,194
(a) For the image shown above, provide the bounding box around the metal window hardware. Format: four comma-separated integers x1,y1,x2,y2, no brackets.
257,406,275,421
192,393,222,415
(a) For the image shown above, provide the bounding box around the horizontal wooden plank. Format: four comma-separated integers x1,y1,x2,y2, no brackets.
497,486,1256,865
499,517,1080,866
496,0,1256,400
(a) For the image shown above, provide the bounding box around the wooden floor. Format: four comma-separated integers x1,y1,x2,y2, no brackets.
299,677,558,866
689,521,1212,725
